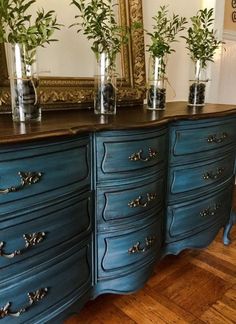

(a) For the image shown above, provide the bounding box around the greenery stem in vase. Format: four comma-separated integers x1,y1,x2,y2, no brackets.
146,5,187,110
70,0,133,115
0,0,61,122
182,8,223,108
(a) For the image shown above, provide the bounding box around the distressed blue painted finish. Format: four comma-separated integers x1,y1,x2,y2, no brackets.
94,128,167,296
165,117,236,257
95,127,167,182
96,175,164,228
1,115,236,323
166,182,233,243
0,136,92,323
169,117,236,164
168,152,235,202
0,239,92,324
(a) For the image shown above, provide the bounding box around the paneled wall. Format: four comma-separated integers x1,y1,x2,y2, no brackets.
224,0,236,31
217,0,236,104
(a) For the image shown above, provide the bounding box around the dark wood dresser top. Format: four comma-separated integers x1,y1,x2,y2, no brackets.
0,102,236,144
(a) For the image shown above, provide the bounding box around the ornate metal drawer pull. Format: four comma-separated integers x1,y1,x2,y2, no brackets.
0,232,46,259
207,132,228,143
203,167,224,180
0,171,43,194
128,236,156,254
0,288,48,319
200,203,221,217
129,148,158,162
128,193,157,208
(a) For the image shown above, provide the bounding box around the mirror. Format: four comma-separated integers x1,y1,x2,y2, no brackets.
0,0,145,112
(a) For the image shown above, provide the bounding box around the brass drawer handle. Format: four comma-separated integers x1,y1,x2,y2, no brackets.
207,132,228,143
129,148,158,162
0,232,46,259
200,203,221,217
128,236,156,254
128,193,157,208
203,167,224,180
0,288,48,319
0,171,43,194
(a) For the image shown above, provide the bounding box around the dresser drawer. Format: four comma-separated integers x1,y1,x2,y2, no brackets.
0,239,92,324
0,136,90,208
166,184,233,243
168,152,235,202
0,191,92,269
96,176,164,227
95,128,167,181
97,215,162,279
169,117,236,163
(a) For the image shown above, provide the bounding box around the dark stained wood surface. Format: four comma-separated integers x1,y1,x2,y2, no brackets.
0,102,236,144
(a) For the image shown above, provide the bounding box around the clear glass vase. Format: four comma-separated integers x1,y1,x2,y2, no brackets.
188,60,208,108
5,43,41,122
94,52,116,115
147,55,166,110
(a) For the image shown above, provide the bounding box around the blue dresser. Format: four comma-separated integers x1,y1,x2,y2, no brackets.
0,103,235,323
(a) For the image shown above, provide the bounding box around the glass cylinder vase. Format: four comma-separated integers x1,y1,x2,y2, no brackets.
5,43,41,122
147,55,166,110
188,60,208,108
94,52,116,115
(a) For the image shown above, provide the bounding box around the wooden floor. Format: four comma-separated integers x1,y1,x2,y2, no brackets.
65,209,236,323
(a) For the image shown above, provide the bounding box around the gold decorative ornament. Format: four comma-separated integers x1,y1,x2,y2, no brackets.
207,132,228,143
128,236,156,254
200,203,221,217
0,171,43,194
203,167,224,180
0,288,48,318
128,193,157,208
0,232,46,258
129,148,158,162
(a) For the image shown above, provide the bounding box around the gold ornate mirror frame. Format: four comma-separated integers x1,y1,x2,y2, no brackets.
0,0,145,112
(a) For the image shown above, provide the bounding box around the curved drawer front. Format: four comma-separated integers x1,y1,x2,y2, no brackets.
0,136,90,206
0,240,91,324
96,128,167,181
97,216,162,279
170,118,236,163
0,191,92,269
96,177,164,226
168,152,235,201
166,185,233,243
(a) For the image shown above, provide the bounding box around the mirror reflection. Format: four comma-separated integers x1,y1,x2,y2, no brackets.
36,0,122,78
0,0,146,110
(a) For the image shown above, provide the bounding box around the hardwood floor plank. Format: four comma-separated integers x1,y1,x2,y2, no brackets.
193,250,236,278
146,287,204,323
206,241,236,264
147,251,199,288
64,295,135,324
190,257,236,284
224,287,236,304
200,307,235,324
148,262,231,318
212,301,236,322
113,289,189,324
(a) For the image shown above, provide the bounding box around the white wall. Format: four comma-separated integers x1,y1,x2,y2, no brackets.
142,0,202,102
142,0,228,104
